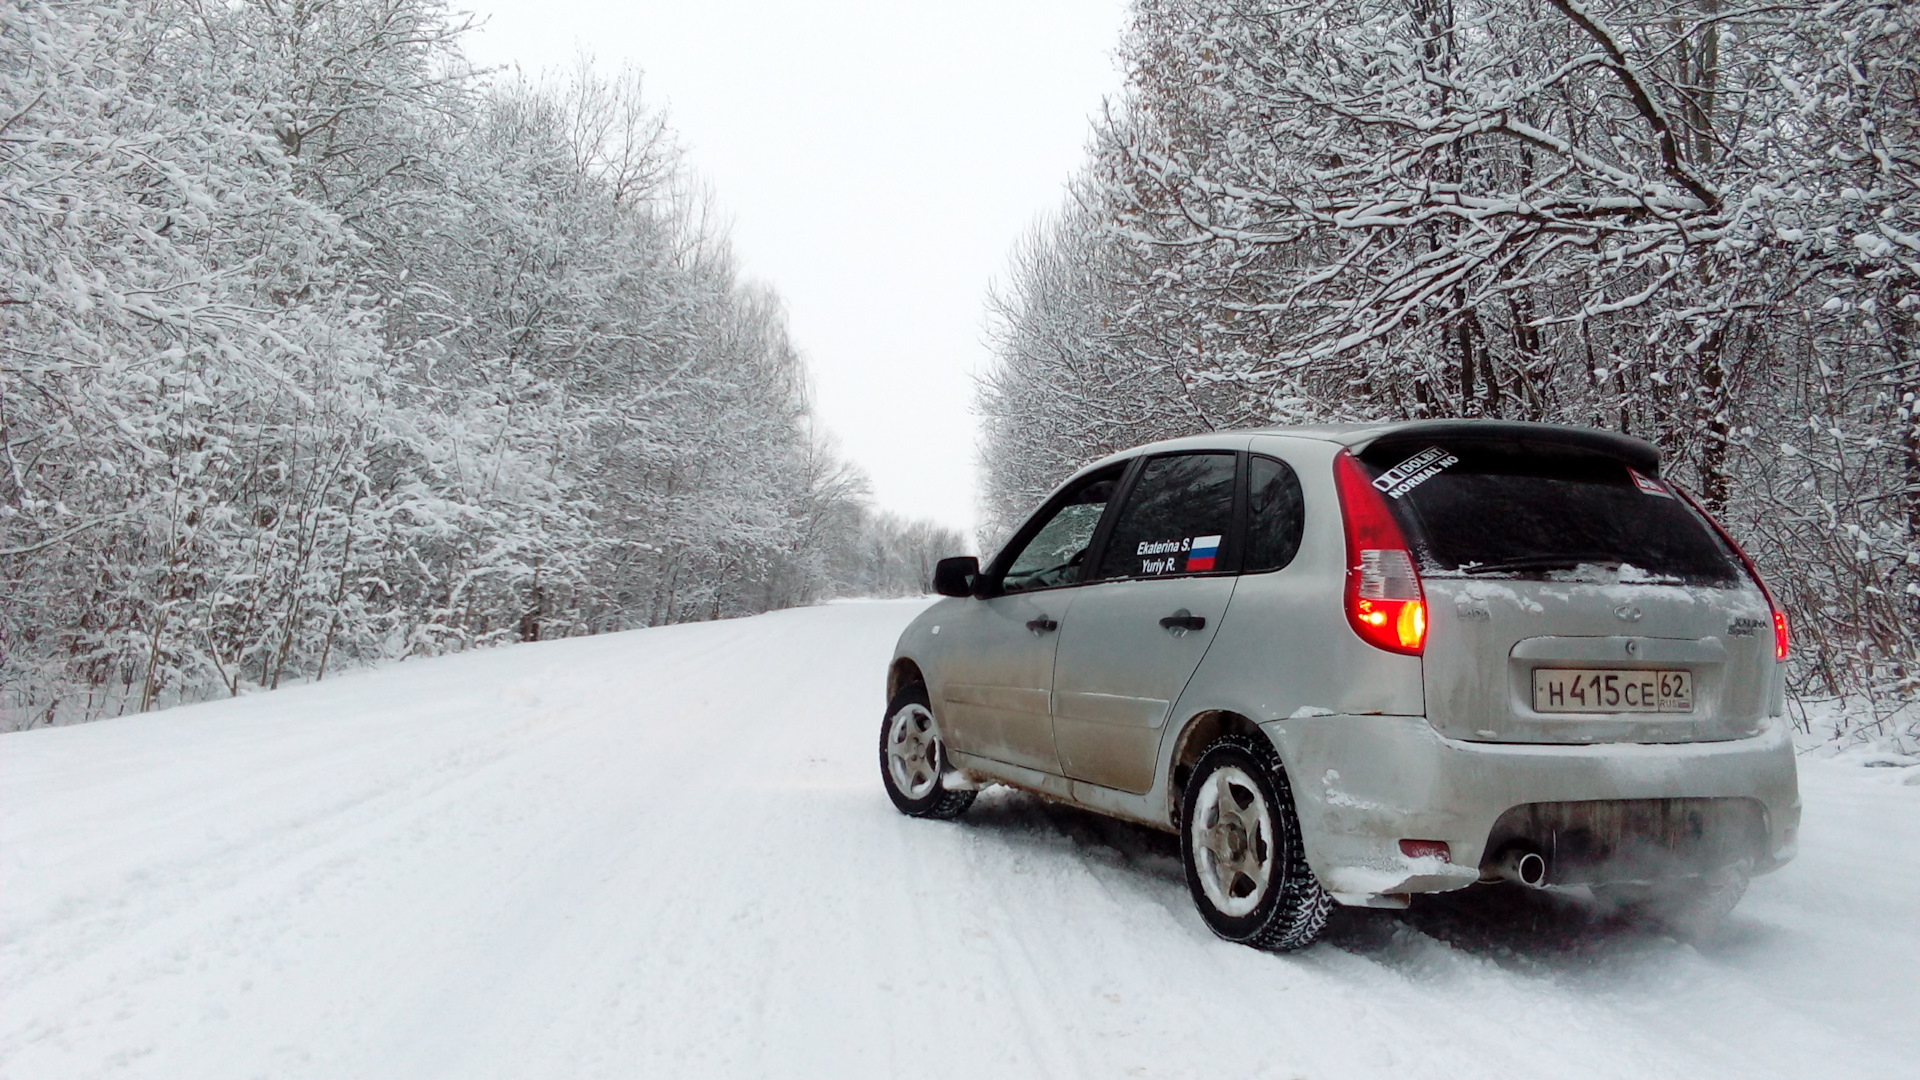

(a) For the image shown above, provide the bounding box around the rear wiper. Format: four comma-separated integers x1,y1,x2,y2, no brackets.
1458,554,1623,575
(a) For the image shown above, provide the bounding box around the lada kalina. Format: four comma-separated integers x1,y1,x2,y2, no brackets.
879,421,1799,950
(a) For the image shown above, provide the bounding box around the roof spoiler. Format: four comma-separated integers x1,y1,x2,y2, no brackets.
1350,421,1661,476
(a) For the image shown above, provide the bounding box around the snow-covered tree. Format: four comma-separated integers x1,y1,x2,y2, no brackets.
981,0,1919,727
2,0,935,727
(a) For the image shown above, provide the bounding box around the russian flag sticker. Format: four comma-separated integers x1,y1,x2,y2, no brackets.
1187,535,1222,572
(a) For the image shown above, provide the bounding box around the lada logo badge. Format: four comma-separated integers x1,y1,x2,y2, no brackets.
1614,604,1643,621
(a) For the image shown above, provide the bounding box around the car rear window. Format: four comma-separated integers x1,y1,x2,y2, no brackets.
1355,442,1743,586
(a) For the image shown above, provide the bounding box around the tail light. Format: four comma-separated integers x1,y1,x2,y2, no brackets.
1333,451,1426,655
1673,484,1789,661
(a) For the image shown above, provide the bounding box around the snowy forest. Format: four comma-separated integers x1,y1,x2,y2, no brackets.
980,0,1919,733
0,0,961,727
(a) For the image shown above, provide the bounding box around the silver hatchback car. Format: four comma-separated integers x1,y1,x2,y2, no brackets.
880,421,1798,950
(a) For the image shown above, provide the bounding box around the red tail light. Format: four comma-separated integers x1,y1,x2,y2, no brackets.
1333,451,1426,655
1672,484,1789,662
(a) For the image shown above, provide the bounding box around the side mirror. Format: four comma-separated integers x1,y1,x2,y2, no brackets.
932,556,980,598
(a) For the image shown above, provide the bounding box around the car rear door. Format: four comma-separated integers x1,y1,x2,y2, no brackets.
1353,433,1777,745
1049,451,1241,793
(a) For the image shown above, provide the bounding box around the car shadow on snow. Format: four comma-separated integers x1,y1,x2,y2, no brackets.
1326,884,1655,960
960,787,1185,872
956,787,1749,970
955,787,1190,903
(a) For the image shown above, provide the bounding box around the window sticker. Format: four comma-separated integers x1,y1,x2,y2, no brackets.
1187,535,1221,572
1134,535,1220,575
1627,467,1673,498
1136,537,1184,575
1371,446,1460,500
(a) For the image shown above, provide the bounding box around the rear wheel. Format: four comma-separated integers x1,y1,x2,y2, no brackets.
878,681,975,820
1180,734,1331,951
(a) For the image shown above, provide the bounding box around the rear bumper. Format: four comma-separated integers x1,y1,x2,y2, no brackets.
1261,713,1800,904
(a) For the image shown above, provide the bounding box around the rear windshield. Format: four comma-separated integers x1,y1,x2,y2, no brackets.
1356,442,1744,586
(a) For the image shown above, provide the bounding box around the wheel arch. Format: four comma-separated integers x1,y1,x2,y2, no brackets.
1167,709,1268,824
887,657,927,701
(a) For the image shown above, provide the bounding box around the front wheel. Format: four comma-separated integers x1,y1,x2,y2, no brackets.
878,681,975,820
1180,734,1331,951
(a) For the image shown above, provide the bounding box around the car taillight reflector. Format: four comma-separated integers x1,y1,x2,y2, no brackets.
1399,839,1451,862
1773,609,1790,662
1334,451,1426,655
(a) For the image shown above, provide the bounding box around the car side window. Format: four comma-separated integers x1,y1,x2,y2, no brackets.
1094,452,1237,580
999,471,1120,593
1245,454,1306,573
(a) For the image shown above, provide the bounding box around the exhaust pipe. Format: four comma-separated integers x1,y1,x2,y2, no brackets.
1489,846,1549,888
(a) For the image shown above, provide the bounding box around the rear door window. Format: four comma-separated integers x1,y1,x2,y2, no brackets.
1355,442,1742,585
1094,453,1237,580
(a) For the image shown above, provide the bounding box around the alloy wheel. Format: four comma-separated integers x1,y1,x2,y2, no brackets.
1190,765,1275,917
885,702,942,800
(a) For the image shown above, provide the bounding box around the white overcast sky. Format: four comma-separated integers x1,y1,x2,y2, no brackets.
461,1,1132,538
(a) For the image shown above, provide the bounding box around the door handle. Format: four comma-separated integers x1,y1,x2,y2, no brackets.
1159,609,1206,634
1026,617,1059,635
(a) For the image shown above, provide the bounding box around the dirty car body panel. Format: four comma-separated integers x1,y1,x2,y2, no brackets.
889,421,1799,911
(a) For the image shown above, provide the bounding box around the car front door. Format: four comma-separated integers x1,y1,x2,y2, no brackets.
1049,452,1242,794
934,466,1123,775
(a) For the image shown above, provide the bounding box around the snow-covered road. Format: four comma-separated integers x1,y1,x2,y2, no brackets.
4,600,1916,1079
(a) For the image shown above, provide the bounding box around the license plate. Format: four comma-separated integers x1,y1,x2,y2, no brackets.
1531,668,1693,713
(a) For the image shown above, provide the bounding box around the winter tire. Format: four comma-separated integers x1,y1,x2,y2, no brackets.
879,681,975,820
1180,734,1331,951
